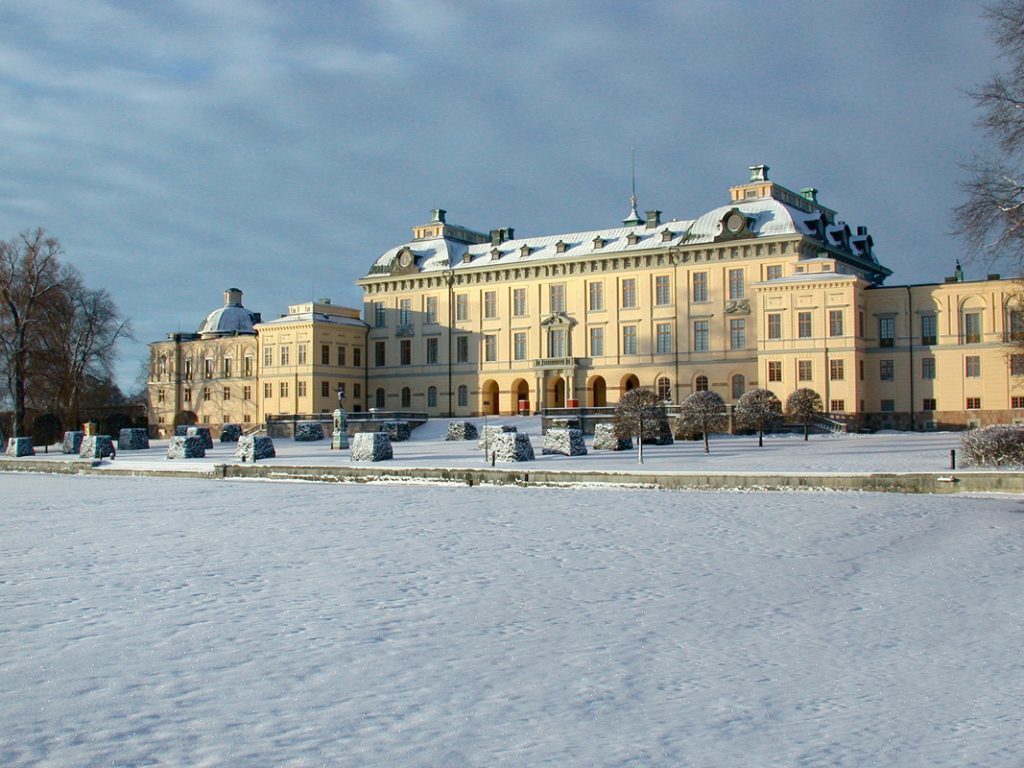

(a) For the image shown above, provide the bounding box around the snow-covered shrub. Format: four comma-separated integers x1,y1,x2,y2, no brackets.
80,435,115,459
614,388,671,444
960,425,1024,467
174,425,189,437
491,432,535,462
62,431,84,454
542,428,587,456
380,421,411,442
785,388,823,441
167,436,205,459
294,421,325,441
5,437,34,457
593,423,632,451
235,435,275,462
118,428,150,451
220,424,242,443
351,432,393,461
186,426,213,450
446,421,479,441
735,388,783,447
676,391,727,453
478,424,516,449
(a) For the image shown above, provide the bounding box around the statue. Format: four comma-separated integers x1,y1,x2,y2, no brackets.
332,384,349,450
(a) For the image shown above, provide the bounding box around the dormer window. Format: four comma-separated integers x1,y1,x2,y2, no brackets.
660,229,673,243
627,233,641,246
491,247,501,260
593,236,606,249
519,244,532,258
555,240,568,254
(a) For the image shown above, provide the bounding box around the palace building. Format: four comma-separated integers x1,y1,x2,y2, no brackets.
148,166,1024,435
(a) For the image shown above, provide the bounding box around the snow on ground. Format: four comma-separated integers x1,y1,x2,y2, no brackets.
25,418,978,475
2,474,1022,767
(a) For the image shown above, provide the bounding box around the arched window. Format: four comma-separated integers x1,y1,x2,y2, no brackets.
401,387,411,408
427,386,437,408
457,385,468,407
375,388,386,408
157,355,167,377
695,375,709,392
657,376,671,401
731,374,745,400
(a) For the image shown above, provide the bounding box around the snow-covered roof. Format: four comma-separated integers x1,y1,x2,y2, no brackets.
198,305,258,337
256,311,368,329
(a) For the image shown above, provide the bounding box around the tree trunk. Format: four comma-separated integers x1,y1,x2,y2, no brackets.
703,430,709,453
758,428,764,447
804,422,809,441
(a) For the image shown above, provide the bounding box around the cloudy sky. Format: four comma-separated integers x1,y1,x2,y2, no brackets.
0,1,1007,390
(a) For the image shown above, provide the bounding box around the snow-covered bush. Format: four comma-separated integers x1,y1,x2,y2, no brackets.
220,424,242,443
491,432,535,462
80,435,115,459
62,431,84,454
118,428,150,451
5,437,34,457
542,428,587,456
960,425,1024,467
735,388,783,447
235,435,275,462
351,432,393,461
167,436,205,459
614,388,670,444
186,426,213,450
478,424,516,449
380,421,411,442
294,421,325,441
446,421,479,441
593,423,632,451
676,391,727,453
785,388,823,441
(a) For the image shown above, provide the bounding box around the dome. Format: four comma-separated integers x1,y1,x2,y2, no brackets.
198,288,259,337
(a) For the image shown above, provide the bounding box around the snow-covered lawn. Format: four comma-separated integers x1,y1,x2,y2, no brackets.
23,418,980,475
2,474,1021,766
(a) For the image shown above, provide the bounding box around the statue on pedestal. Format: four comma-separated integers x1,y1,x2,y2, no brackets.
332,384,349,450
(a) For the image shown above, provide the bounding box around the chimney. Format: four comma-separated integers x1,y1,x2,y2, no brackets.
645,210,662,229
430,208,446,224
490,229,502,246
801,187,818,204
224,288,243,307
856,226,867,236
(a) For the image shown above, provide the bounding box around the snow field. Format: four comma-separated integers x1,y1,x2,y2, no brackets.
1,474,1022,767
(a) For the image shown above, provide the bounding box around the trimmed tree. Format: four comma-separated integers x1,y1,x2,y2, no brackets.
676,390,727,454
735,388,783,447
785,388,823,441
613,387,666,464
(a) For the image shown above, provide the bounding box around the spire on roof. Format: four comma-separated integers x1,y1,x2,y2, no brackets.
623,147,644,227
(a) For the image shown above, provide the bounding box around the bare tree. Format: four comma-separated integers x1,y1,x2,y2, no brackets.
955,2,1024,271
785,388,823,441
676,390,727,454
613,387,667,464
0,230,64,436
735,388,783,447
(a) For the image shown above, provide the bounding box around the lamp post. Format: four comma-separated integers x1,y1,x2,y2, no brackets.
332,383,348,449
443,268,455,417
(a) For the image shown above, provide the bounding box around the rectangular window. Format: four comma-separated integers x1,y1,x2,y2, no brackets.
297,344,306,365
263,383,271,398
484,291,497,319
1012,396,1024,408
548,328,565,358
514,332,528,361
655,275,671,306
456,336,469,363
729,319,745,350
923,398,937,411
513,288,527,317
223,387,231,400
965,355,981,377
279,382,288,398
859,359,864,380
374,302,386,328
880,359,894,381
425,296,438,324
399,299,411,326
830,400,845,412
244,386,253,400
963,312,982,344
766,265,782,280
880,399,895,413
1011,354,1024,376
588,281,604,311
622,325,637,355
693,320,709,352
829,310,844,337
157,389,165,403
337,346,346,366
1009,309,1024,341
656,323,672,354
798,360,812,381
830,359,844,380
353,348,361,367
204,358,214,379
621,278,637,308
728,269,744,300
244,357,253,377
400,339,411,366
321,345,330,365
879,316,895,347
426,337,438,365
767,313,782,340
375,341,385,367
297,381,306,397
921,314,937,345
550,284,565,313
767,361,782,382
921,357,936,379
353,383,361,400
966,397,982,410
798,311,812,339
280,346,289,366
223,358,232,377
589,327,603,356
692,272,708,303
321,381,329,397
456,294,469,322
484,334,497,362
